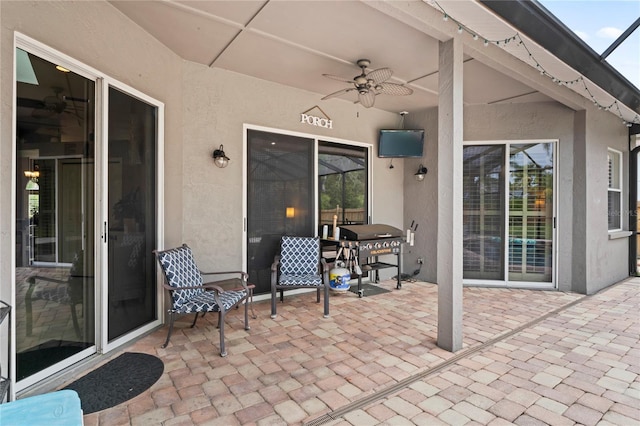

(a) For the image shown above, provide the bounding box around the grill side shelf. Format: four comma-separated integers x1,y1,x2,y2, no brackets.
361,261,397,271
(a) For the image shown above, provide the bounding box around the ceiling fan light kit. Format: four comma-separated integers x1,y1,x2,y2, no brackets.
321,58,413,108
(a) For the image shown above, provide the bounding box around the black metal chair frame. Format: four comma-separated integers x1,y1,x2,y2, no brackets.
154,244,250,357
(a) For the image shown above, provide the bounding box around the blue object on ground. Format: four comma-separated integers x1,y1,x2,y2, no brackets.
0,389,83,425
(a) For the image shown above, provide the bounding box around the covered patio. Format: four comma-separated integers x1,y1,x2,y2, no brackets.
69,277,638,425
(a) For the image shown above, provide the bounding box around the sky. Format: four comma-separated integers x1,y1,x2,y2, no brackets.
538,0,640,90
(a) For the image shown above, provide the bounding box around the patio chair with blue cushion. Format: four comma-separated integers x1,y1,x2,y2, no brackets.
154,244,250,357
271,236,329,319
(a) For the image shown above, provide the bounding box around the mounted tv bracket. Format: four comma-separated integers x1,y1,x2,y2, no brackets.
399,111,408,129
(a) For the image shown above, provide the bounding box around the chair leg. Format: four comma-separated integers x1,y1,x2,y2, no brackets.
219,309,227,357
244,297,250,330
316,287,321,303
161,311,175,348
271,284,278,318
25,279,35,336
323,284,330,318
70,304,81,338
191,312,199,328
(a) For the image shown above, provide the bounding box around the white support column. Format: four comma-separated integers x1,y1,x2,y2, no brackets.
437,37,464,352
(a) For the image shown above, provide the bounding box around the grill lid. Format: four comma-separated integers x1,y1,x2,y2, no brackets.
340,224,403,240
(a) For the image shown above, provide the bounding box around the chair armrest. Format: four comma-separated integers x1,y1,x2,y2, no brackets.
202,283,225,293
271,255,281,272
320,258,328,271
201,271,248,280
320,258,329,284
200,271,249,284
30,275,67,285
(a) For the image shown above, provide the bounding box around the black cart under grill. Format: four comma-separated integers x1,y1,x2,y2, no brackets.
329,224,404,297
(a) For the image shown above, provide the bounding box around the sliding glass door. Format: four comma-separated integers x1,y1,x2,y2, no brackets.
15,42,161,388
245,128,371,295
463,141,555,287
246,129,315,295
106,87,158,341
16,49,96,383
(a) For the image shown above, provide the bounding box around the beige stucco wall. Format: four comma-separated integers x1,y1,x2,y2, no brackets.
583,108,630,293
404,100,630,294
0,0,406,315
180,61,403,275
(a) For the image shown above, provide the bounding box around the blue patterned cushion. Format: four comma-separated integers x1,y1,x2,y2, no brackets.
280,274,323,286
173,290,246,314
279,236,322,286
157,245,204,308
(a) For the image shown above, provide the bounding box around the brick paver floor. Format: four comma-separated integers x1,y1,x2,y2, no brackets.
74,277,639,425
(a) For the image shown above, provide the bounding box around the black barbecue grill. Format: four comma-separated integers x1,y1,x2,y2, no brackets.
328,224,404,297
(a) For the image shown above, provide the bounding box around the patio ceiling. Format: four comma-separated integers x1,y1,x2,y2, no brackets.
108,0,563,116
111,0,637,122
109,0,639,124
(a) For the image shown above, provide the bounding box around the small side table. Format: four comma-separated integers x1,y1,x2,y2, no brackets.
211,278,256,319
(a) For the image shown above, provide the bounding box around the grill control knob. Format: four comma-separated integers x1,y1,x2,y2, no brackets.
383,242,389,248
374,242,381,249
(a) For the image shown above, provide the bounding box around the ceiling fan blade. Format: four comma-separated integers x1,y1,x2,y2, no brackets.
358,91,376,108
376,83,413,96
31,108,56,119
366,67,393,84
322,73,354,84
63,95,89,103
17,97,45,109
321,87,355,100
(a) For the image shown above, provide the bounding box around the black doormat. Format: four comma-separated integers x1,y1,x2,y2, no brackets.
63,352,164,414
17,340,90,381
349,283,392,297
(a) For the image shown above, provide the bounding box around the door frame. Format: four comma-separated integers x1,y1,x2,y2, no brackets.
242,123,372,299
100,79,164,353
12,33,164,395
463,139,558,290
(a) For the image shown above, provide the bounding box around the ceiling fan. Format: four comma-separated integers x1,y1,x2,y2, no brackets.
321,59,413,108
18,86,88,121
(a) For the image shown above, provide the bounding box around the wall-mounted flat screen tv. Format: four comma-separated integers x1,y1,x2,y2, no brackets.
377,129,425,158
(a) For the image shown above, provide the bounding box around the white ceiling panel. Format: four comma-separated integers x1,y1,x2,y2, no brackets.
177,0,267,25
111,0,241,64
107,0,612,115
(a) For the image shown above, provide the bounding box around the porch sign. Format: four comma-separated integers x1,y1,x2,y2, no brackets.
300,106,333,129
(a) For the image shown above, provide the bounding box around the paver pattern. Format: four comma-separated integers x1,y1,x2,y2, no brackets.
75,277,639,425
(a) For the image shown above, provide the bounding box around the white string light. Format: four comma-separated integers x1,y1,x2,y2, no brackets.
430,0,640,127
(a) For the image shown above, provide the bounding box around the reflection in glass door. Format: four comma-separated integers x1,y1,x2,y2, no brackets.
508,143,554,282
15,49,96,382
246,129,314,295
463,142,555,286
107,87,157,341
463,145,506,280
318,141,368,227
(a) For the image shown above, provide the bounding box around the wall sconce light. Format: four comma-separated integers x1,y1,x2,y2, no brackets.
414,164,428,181
286,207,295,218
212,145,230,168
